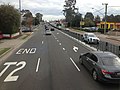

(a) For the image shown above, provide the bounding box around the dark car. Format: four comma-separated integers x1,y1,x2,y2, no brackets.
79,51,120,83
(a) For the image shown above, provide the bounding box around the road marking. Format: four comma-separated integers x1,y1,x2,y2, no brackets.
16,48,36,54
42,41,44,44
57,33,59,34
57,30,97,51
70,58,80,72
36,58,41,72
73,46,79,52
63,48,65,51
0,62,17,77
59,43,61,45
4,61,26,82
57,40,59,42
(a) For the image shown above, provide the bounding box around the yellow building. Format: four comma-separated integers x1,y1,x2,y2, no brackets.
97,22,115,29
97,22,120,30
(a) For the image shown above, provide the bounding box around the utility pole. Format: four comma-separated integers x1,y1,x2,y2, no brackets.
19,0,22,35
102,3,108,34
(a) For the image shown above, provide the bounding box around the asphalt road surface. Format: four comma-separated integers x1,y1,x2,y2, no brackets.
0,24,120,90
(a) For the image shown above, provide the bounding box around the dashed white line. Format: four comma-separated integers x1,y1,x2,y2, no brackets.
59,43,62,45
36,58,41,72
70,57,80,72
42,41,44,44
63,48,65,51
57,40,59,42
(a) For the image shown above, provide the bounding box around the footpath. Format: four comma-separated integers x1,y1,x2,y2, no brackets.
0,26,39,64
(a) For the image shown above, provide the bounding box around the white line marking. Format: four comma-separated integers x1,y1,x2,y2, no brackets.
57,30,97,51
57,33,59,34
42,41,44,44
59,43,61,45
63,48,65,51
57,40,59,42
70,58,80,71
36,58,41,72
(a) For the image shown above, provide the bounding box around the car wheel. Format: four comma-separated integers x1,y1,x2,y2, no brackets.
92,70,98,81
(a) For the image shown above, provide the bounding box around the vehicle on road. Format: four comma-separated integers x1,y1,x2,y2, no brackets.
45,30,52,35
79,51,120,83
82,33,100,44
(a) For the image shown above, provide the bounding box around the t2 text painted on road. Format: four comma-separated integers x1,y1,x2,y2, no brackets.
0,61,26,82
16,48,36,54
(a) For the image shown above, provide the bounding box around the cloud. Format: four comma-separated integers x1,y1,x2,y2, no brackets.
1,0,120,20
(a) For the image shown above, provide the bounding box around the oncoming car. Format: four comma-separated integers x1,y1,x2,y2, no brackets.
82,33,100,44
79,51,120,83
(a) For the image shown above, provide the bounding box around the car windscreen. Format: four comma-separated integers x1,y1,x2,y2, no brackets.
101,57,120,66
88,34,96,37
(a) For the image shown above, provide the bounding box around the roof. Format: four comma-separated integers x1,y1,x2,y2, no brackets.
91,51,117,58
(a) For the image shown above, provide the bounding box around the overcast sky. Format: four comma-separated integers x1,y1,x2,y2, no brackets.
0,0,120,21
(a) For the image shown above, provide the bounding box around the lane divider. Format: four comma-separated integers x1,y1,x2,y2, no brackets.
70,57,80,72
36,58,41,72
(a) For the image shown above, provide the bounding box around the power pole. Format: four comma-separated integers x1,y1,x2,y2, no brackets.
19,0,22,35
102,3,108,34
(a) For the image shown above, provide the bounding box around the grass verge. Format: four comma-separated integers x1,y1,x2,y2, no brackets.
22,35,29,40
0,48,11,56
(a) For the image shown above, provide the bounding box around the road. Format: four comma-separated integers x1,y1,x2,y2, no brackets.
0,24,120,90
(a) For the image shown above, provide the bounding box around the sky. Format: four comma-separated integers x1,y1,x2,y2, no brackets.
0,0,120,21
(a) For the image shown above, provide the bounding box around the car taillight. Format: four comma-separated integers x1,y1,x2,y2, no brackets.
101,69,113,75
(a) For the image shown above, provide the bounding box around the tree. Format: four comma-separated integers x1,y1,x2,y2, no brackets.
84,18,95,27
22,10,33,29
63,0,78,27
0,4,20,34
72,13,82,27
94,15,101,26
84,12,94,21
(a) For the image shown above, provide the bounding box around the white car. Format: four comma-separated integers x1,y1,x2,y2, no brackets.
45,30,52,35
82,33,100,44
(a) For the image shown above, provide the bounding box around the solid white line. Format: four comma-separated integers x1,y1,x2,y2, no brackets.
36,58,41,72
70,58,80,72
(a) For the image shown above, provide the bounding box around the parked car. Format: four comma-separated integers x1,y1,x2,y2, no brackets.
82,33,100,44
0,32,3,39
65,28,70,31
22,27,33,32
79,51,120,83
45,30,52,35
